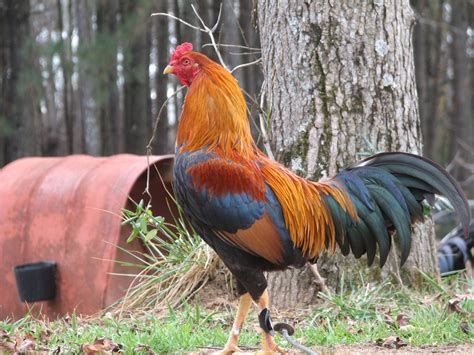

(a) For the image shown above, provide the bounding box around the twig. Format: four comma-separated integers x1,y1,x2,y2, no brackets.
461,175,474,188
241,86,273,157
445,151,459,173
457,139,474,157
308,264,330,295
153,4,227,69
144,85,185,199
150,12,204,32
258,88,275,160
231,58,262,73
191,3,228,70
229,51,262,56
202,43,261,51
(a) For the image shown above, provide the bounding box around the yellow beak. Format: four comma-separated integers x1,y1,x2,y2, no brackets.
163,65,174,75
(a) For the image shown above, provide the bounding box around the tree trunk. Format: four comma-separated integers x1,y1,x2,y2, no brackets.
257,0,438,308
75,0,101,155
57,0,75,154
122,0,151,155
97,0,120,155
1,0,39,163
411,0,446,163
153,0,175,155
449,0,473,197
0,0,9,165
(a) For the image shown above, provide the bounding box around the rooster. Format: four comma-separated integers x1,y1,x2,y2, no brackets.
163,43,471,353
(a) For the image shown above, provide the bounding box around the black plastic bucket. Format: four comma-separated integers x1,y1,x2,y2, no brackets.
14,261,57,302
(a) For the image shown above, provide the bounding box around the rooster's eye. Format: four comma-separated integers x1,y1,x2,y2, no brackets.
182,58,190,65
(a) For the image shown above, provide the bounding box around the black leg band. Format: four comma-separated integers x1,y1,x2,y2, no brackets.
258,308,273,333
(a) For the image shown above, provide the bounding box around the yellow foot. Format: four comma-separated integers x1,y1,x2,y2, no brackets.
258,332,286,354
214,343,242,355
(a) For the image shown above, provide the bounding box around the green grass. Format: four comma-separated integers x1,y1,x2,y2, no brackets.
0,306,259,353
1,275,473,353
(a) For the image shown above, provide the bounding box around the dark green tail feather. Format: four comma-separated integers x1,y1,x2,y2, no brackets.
326,152,471,268
359,152,471,236
368,184,412,265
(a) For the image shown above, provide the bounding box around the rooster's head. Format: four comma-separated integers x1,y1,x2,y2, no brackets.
163,42,201,86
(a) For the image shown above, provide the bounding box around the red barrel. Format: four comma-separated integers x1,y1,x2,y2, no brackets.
0,154,174,319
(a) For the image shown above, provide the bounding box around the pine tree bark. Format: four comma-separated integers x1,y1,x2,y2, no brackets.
97,0,120,155
75,0,101,155
154,0,173,154
1,0,39,163
411,0,446,163
121,0,151,155
449,0,473,197
257,0,438,308
57,0,75,154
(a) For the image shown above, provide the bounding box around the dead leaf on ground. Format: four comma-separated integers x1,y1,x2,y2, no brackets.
0,329,9,339
396,313,410,326
347,326,357,334
421,293,443,306
447,296,469,315
39,329,53,342
134,343,154,354
379,308,394,326
0,341,15,351
82,338,122,354
16,339,36,353
460,320,471,335
396,313,413,330
376,335,408,349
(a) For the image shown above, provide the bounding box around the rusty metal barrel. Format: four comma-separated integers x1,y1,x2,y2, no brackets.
0,154,174,319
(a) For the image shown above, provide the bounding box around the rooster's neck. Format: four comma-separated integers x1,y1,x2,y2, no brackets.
176,67,256,159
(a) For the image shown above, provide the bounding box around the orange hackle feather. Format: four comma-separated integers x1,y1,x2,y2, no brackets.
259,157,358,256
177,52,255,160
177,51,358,258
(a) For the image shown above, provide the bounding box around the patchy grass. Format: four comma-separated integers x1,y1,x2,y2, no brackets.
1,275,473,353
117,199,222,313
0,305,258,353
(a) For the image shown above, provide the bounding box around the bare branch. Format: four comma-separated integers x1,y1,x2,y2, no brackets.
144,85,186,198
239,89,274,165
150,12,204,32
461,175,474,188
189,3,228,70
445,151,460,173
308,264,330,295
202,43,261,51
258,87,275,160
457,139,474,157
229,51,262,56
210,3,223,33
191,4,210,31
240,89,265,143
147,86,185,151
231,58,261,73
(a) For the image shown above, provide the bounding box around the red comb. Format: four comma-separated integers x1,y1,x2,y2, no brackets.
171,42,193,61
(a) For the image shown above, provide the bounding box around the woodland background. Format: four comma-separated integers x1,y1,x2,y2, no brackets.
0,0,473,199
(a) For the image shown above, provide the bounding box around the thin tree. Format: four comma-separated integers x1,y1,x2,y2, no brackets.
0,0,39,164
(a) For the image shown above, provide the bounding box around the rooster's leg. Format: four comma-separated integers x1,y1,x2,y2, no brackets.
221,292,252,354
256,289,285,354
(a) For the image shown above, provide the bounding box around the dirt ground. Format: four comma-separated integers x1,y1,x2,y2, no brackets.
194,343,474,354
